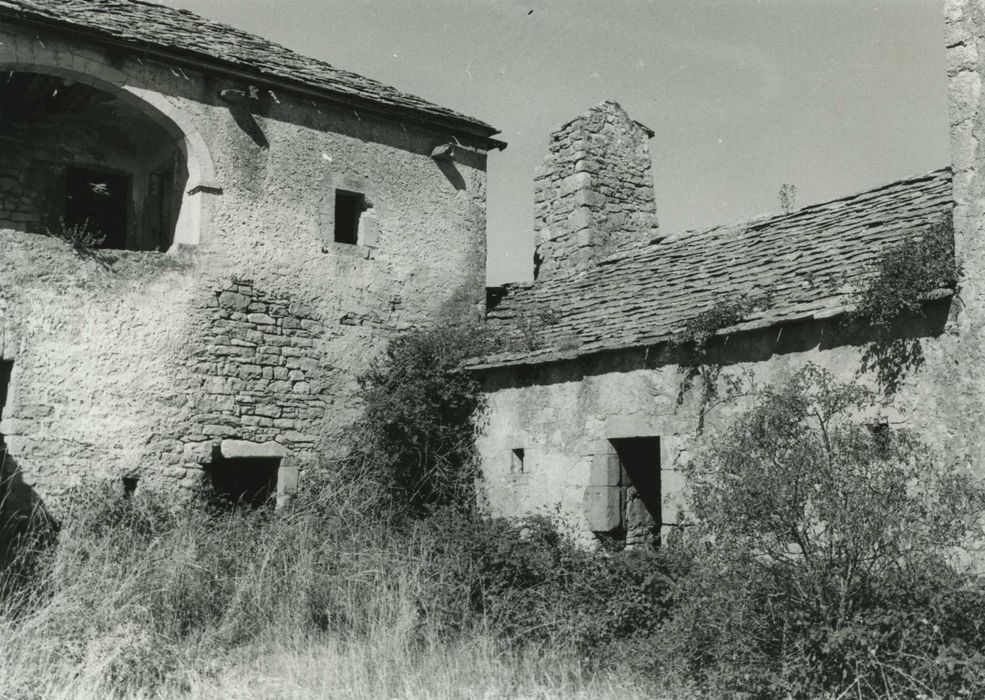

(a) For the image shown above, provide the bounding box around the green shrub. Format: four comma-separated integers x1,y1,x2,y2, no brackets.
669,363,985,697
348,323,493,517
413,510,686,660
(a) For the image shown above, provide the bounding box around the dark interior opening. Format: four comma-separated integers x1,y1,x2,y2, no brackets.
0,361,12,450
122,476,139,498
611,436,662,538
510,447,525,474
65,166,130,250
334,190,364,244
207,452,280,509
0,71,188,250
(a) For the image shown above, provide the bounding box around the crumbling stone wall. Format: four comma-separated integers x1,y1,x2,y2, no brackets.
0,22,492,509
533,100,658,281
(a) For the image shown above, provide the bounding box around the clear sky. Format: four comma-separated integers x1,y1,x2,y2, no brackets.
159,0,949,284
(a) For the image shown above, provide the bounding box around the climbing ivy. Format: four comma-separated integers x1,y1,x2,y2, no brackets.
849,220,959,395
673,295,767,432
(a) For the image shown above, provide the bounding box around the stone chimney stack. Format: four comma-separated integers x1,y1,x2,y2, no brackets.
533,100,659,281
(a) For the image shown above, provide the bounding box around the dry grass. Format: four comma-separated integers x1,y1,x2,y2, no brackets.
0,480,669,699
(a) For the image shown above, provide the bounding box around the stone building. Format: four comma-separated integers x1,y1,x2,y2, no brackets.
469,1,985,547
0,0,504,510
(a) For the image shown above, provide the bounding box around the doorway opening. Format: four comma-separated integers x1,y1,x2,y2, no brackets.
610,436,662,546
0,361,12,451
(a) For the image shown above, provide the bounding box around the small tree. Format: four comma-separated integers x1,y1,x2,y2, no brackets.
349,324,490,518
671,365,985,697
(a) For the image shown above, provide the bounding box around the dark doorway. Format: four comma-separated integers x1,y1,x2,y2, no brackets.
611,437,662,543
207,452,280,509
0,361,11,450
64,166,130,249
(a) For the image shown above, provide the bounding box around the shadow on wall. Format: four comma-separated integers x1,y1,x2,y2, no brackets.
436,159,467,191
0,448,56,573
227,101,270,150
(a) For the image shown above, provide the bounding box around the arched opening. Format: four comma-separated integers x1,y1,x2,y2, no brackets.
0,70,209,250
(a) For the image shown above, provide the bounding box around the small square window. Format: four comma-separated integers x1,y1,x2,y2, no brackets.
511,448,525,474
334,190,365,245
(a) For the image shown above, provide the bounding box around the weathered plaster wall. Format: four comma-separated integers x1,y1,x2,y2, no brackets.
938,0,985,469
476,315,957,547
533,100,658,281
0,24,490,507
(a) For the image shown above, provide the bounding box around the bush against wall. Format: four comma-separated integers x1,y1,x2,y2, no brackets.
670,364,985,697
347,323,492,517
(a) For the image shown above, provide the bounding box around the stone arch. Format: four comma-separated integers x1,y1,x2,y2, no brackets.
0,50,218,247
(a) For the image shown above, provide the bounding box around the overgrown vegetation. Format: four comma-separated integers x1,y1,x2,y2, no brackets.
850,219,959,395
2,327,984,698
675,364,985,697
0,479,684,698
346,323,491,518
45,218,106,252
672,294,766,431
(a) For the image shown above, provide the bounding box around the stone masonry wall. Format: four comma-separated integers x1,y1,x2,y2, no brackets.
0,22,492,511
476,314,962,548
533,100,658,281
178,279,327,467
0,146,40,232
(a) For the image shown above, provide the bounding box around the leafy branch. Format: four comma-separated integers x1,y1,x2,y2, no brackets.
849,219,958,395
672,294,770,432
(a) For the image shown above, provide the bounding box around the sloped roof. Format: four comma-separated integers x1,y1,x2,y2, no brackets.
0,0,501,142
470,167,953,370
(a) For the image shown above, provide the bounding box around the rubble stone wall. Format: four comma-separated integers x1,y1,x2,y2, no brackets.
0,23,491,508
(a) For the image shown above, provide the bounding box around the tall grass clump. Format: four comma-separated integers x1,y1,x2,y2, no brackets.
0,478,680,698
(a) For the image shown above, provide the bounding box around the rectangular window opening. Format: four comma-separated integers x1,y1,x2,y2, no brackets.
334,190,365,245
868,422,891,456
122,476,139,498
511,448,525,474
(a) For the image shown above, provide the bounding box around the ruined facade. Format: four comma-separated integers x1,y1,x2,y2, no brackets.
470,1,985,548
0,0,503,510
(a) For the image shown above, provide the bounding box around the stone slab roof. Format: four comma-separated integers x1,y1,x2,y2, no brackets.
0,0,501,140
470,167,953,370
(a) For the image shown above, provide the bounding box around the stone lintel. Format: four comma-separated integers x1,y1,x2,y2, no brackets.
220,438,289,459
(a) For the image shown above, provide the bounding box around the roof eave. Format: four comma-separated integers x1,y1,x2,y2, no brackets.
0,8,508,150
464,287,955,372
